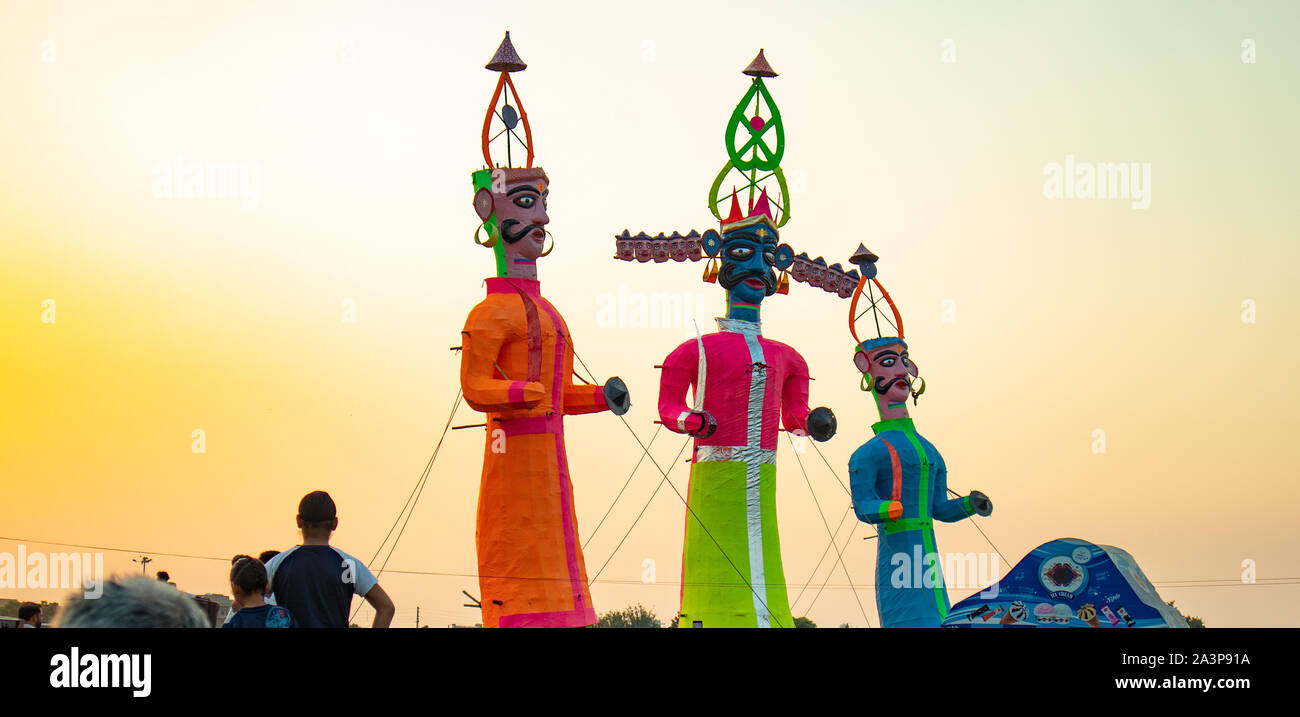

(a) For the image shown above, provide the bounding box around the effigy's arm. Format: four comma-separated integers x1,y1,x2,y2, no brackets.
779,350,811,434
459,302,546,413
930,453,987,522
657,341,710,436
781,348,836,442
562,374,609,416
561,334,616,416
849,443,903,523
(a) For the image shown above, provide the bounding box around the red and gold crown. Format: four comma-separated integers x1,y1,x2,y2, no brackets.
720,188,778,235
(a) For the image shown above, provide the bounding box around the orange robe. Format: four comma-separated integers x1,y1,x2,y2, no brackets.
459,277,609,627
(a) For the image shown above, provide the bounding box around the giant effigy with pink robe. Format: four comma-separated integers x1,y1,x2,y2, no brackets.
614,51,857,628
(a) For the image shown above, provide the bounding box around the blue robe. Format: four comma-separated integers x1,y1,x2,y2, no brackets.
849,417,976,627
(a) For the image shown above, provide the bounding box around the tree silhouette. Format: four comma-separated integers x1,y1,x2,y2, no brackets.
1167,600,1205,628
596,603,662,628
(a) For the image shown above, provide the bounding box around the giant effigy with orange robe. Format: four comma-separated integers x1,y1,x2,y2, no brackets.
460,33,630,628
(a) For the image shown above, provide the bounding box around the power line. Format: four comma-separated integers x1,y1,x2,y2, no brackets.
582,423,662,552
2,536,1294,589
613,410,785,627
945,486,1011,566
0,538,227,563
804,521,859,614
365,393,462,568
586,436,691,583
789,506,854,611
551,315,786,628
373,391,461,578
350,389,463,623
808,436,852,498
789,433,871,627
802,414,1014,569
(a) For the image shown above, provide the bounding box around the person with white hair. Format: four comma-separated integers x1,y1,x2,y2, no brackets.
58,576,209,628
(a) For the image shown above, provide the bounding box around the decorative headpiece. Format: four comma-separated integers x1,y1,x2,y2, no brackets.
709,48,789,228
848,244,925,402
472,32,549,277
613,50,859,300
848,243,906,350
481,30,533,169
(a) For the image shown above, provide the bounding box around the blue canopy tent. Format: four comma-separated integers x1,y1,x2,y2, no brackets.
943,537,1189,628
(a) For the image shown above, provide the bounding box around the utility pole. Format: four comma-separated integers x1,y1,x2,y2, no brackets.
133,555,153,575
415,606,420,628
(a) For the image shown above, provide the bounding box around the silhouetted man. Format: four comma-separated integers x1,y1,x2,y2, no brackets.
265,491,395,628
18,603,41,628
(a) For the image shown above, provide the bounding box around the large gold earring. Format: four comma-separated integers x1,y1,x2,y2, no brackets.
776,270,790,294
702,259,719,283
539,230,555,257
474,222,500,248
910,376,926,404
860,374,874,392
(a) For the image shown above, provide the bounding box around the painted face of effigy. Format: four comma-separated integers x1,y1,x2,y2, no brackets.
669,238,686,261
718,222,780,307
854,341,917,406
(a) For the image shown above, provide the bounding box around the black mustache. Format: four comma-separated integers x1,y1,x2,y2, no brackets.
719,264,776,294
874,376,910,395
500,219,544,244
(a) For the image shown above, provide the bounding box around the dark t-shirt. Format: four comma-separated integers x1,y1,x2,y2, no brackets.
265,545,377,629
222,604,297,629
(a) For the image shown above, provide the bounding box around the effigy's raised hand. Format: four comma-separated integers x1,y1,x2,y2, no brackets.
602,376,631,416
806,406,836,442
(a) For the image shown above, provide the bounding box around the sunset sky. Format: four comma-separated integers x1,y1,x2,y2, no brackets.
2,0,1297,628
